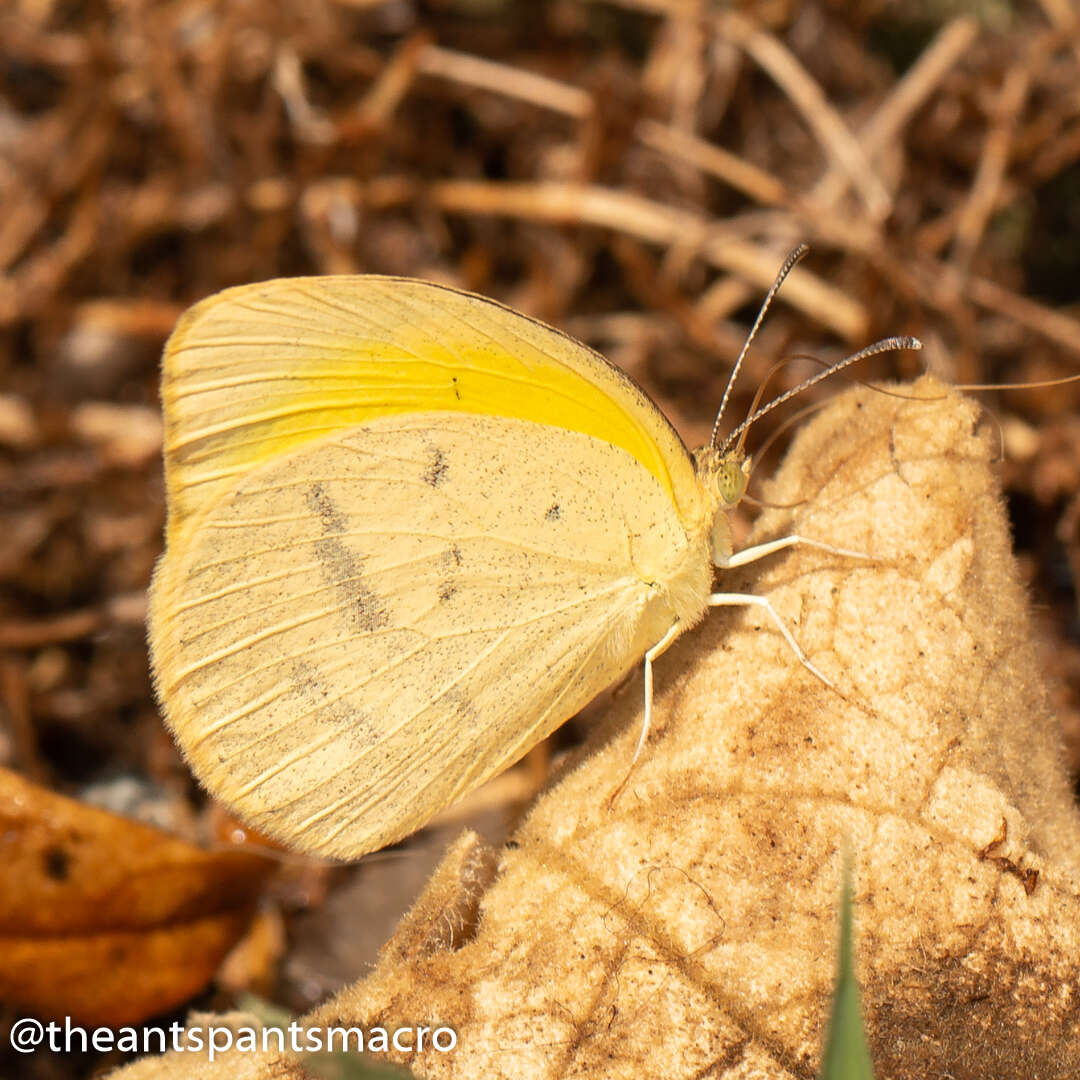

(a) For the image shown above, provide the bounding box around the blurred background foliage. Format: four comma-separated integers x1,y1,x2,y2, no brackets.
1,1,1078,1076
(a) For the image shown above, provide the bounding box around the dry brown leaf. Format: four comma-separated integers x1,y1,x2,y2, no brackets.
0,767,274,1026
107,379,1080,1078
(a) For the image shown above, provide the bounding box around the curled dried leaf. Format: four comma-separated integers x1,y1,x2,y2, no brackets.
107,379,1080,1078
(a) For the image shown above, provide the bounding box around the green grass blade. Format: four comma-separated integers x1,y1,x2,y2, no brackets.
820,859,876,1080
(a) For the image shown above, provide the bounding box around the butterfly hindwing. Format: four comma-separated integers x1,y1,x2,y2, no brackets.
151,412,694,857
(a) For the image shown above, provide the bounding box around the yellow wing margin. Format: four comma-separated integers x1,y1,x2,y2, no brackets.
160,277,701,536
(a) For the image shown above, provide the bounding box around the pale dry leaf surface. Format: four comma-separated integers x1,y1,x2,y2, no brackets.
108,379,1080,1079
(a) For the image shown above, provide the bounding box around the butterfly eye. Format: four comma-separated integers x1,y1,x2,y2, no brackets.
715,456,748,507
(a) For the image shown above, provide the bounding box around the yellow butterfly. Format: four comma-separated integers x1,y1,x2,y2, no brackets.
148,249,916,859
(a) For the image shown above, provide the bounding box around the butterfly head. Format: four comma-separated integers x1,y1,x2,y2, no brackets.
715,450,750,509
695,444,750,509
693,445,750,566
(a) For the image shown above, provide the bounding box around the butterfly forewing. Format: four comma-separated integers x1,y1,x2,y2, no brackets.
160,277,702,533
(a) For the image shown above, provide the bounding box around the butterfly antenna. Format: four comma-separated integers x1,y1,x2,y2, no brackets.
747,395,832,486
720,334,923,455
955,372,1080,391
743,355,937,499
709,243,810,449
746,349,938,460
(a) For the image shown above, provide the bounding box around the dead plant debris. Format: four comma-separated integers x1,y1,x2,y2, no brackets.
1,2,1078,1077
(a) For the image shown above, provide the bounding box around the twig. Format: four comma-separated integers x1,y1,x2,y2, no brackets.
580,0,702,15
409,45,882,273
0,659,46,782
637,120,882,255
426,179,868,339
716,10,891,220
1027,119,1080,184
1036,0,1077,28
418,45,592,120
812,17,980,209
636,120,789,206
273,46,335,144
951,65,1031,274
338,32,430,139
0,609,103,649
965,275,1080,360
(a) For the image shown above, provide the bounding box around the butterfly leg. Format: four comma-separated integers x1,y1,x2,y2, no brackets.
718,533,868,570
708,592,834,689
637,619,683,767
608,618,682,807
711,530,869,688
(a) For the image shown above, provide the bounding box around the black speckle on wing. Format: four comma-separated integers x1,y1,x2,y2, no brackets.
437,545,463,602
424,447,448,487
290,657,375,742
305,482,389,632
